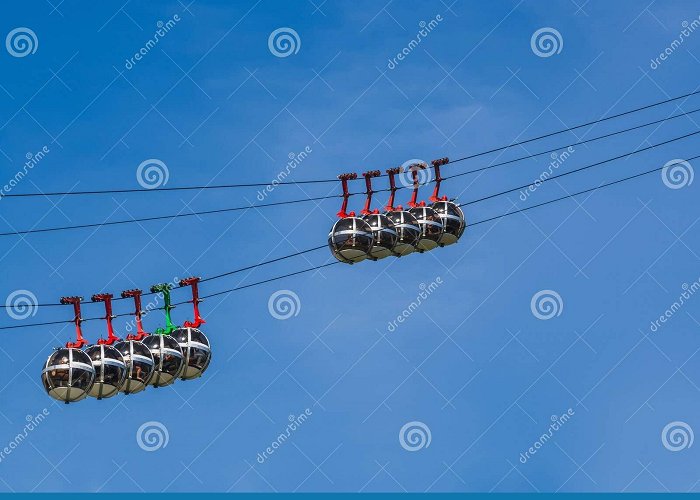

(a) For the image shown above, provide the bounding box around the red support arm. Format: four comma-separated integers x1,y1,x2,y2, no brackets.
121,289,148,341
429,157,450,202
384,167,401,211
407,163,427,208
337,173,357,218
361,170,381,215
61,296,88,349
180,277,206,329
93,293,120,345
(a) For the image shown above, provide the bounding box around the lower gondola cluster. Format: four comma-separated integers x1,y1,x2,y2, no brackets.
328,159,466,264
41,278,212,404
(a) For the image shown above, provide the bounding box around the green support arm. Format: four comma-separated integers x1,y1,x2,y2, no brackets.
150,283,178,335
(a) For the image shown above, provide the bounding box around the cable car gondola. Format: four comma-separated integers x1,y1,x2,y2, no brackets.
384,167,421,256
85,293,127,399
429,157,466,246
41,297,95,403
360,170,398,260
405,162,443,252
114,289,155,395
328,173,374,264
171,277,212,380
145,283,184,388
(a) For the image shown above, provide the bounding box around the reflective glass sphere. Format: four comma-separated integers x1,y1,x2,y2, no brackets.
362,213,398,260
85,344,127,399
171,327,212,380
114,340,155,394
385,210,420,256
41,348,95,404
142,334,184,388
409,205,444,252
328,217,374,264
431,200,465,246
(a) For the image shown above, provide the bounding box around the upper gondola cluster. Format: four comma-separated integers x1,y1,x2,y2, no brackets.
328,158,466,263
41,278,212,404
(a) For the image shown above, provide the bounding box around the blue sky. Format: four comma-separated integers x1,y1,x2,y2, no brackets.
0,0,699,493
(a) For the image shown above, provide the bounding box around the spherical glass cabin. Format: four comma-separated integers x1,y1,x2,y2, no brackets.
362,213,398,260
142,334,184,388
171,327,212,380
328,217,374,264
85,344,127,399
114,340,155,394
408,205,444,252
431,200,466,246
41,348,95,404
385,210,420,256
